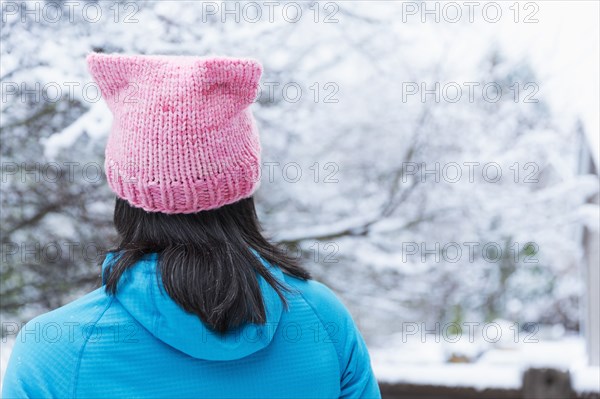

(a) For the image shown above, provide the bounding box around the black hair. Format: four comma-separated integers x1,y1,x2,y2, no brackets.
103,196,311,334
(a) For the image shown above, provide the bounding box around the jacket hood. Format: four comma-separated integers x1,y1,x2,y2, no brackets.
101,252,285,361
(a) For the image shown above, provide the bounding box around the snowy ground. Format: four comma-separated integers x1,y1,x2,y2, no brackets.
370,331,600,393
2,331,599,393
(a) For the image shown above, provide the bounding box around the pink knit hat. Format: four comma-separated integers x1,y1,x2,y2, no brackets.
87,53,263,214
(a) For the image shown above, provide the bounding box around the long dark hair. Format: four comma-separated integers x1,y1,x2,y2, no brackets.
103,197,311,334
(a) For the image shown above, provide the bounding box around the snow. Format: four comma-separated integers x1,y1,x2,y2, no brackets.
370,333,600,393
374,363,522,390
273,212,380,243
572,365,600,393
41,102,111,159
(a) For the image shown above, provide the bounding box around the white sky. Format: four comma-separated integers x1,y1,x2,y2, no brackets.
378,0,600,168
493,1,599,167
355,0,599,166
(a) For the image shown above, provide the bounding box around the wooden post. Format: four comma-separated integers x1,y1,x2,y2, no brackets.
522,368,573,399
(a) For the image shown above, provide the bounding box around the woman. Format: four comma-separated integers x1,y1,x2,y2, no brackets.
2,53,381,399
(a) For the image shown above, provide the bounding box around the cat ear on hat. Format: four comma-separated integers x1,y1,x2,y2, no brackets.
86,52,159,107
87,53,264,111
201,57,263,107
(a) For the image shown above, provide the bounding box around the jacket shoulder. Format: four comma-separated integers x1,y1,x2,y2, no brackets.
282,274,382,399
282,274,354,329
1,288,113,399
282,273,359,363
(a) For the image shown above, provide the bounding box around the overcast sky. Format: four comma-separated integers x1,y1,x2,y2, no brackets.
495,1,599,166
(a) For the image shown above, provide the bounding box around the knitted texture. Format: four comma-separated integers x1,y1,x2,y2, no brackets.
87,53,263,214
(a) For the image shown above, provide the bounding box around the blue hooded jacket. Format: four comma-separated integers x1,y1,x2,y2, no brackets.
2,253,381,398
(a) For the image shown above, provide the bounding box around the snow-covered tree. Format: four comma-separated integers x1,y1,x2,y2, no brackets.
1,1,597,342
